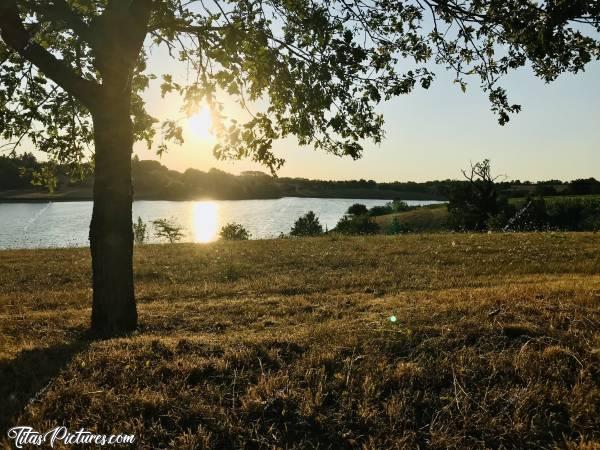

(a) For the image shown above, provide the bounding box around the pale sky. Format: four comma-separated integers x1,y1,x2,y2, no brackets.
134,41,600,183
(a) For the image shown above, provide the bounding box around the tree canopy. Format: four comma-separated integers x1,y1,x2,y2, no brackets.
2,0,598,174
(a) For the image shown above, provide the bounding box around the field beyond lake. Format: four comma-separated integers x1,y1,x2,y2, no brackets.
1,233,599,448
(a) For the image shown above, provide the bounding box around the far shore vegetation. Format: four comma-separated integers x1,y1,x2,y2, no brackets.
1,153,599,203
119,159,599,240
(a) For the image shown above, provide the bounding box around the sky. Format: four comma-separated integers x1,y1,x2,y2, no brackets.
134,41,600,183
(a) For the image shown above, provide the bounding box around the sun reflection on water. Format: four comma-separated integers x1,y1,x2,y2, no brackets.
194,201,218,243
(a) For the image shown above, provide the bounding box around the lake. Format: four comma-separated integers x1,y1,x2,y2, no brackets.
0,198,442,249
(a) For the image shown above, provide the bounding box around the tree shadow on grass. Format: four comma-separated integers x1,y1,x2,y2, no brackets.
0,337,90,435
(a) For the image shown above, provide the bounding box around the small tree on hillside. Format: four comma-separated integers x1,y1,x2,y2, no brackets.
347,204,369,216
448,160,506,231
290,211,324,237
392,200,411,213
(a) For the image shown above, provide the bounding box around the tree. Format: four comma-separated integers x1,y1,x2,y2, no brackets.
219,222,250,240
132,216,148,244
335,214,380,235
290,211,324,236
152,218,184,243
568,178,600,196
1,1,598,336
347,203,369,216
447,159,504,231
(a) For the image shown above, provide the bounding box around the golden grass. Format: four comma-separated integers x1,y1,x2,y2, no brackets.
1,233,599,448
374,204,449,231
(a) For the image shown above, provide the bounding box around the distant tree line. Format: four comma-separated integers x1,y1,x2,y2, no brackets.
447,161,600,232
1,153,599,201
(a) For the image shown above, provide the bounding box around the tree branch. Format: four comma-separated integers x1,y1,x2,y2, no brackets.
0,0,101,108
31,0,99,49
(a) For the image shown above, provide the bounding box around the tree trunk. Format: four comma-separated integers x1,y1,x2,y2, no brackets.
89,99,137,337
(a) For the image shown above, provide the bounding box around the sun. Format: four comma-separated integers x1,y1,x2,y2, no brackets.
187,105,216,141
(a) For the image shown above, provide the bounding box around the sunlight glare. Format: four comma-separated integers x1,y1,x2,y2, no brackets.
193,201,218,243
187,105,216,141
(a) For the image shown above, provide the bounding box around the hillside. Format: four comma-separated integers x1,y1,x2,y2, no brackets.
374,203,449,231
1,234,599,448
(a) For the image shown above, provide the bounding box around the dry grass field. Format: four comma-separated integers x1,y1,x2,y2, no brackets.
374,204,449,231
1,233,599,449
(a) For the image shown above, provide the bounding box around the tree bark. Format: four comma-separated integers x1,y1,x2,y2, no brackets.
89,99,137,337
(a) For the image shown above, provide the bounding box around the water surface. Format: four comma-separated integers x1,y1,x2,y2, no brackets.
0,198,442,249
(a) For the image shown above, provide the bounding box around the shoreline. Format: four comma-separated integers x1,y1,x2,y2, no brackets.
0,194,447,203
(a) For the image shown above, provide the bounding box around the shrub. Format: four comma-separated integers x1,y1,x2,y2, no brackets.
290,211,324,236
347,203,369,216
219,223,250,240
581,214,600,231
152,218,185,243
508,197,549,231
546,197,600,231
387,217,410,234
369,200,413,217
368,205,393,217
133,216,148,244
335,214,380,235
497,197,600,232
391,200,411,212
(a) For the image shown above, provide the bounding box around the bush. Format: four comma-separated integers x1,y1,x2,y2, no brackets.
581,214,600,231
133,217,148,244
387,217,410,234
219,223,250,240
290,211,324,236
507,197,548,231
335,215,380,235
368,205,393,217
347,203,369,216
496,197,600,232
369,200,413,217
545,197,600,231
391,200,411,212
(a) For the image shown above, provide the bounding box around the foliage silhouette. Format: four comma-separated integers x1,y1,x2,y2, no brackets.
133,216,148,245
219,223,250,241
447,160,505,231
347,204,369,216
335,215,380,235
290,211,324,237
152,218,184,243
